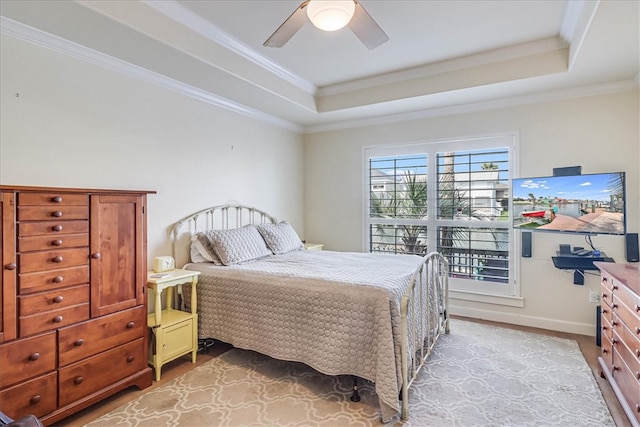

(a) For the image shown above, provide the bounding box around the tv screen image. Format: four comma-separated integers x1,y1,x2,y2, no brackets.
512,172,626,235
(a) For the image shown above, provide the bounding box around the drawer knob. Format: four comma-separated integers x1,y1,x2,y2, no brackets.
612,285,618,291
29,352,40,361
74,376,84,385
601,293,608,299
126,355,134,363
636,371,640,380
612,304,618,309
53,256,63,263
613,365,620,372
30,395,41,404
53,295,64,303
53,225,63,232
636,349,640,357
51,196,63,203
636,327,640,335
602,348,608,354
611,321,618,327
636,404,640,414
74,338,84,346
612,338,618,345
603,277,608,282
53,315,63,323
126,321,135,329
602,309,608,314
635,304,640,313
4,263,16,271
91,252,101,260
53,276,64,283
52,239,63,246
52,211,63,218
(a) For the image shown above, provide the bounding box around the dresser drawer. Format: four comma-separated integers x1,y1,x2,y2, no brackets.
19,303,89,337
19,220,89,237
613,323,640,375
601,302,613,327
613,299,640,337
601,271,615,296
19,265,89,295
19,247,89,274
58,305,146,366
615,280,640,310
0,332,56,388
18,205,88,221
0,372,57,420
18,193,88,206
19,284,89,316
601,286,613,308
58,338,146,407
601,312,614,341
19,232,88,252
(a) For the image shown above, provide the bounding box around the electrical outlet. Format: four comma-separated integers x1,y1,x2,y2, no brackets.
589,291,600,303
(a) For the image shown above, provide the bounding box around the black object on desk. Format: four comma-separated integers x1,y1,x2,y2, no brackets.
552,251,614,270
551,252,614,285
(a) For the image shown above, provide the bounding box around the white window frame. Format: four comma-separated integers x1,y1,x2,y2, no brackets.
364,133,522,305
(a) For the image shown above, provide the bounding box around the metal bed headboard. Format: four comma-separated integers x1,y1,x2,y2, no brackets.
170,204,278,267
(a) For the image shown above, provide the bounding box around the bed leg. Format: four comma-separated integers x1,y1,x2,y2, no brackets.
350,376,361,402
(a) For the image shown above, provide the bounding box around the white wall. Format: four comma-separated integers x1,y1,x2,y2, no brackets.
0,35,305,263
303,90,639,335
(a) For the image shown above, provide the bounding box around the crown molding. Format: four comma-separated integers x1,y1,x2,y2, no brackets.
304,79,639,134
142,0,317,96
0,16,302,133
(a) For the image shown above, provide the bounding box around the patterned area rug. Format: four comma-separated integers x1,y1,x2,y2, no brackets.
86,320,614,426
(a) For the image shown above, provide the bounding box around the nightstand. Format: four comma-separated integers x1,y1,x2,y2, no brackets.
147,269,200,381
304,243,324,250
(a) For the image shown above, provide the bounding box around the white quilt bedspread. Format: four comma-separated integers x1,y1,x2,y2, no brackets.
184,250,424,422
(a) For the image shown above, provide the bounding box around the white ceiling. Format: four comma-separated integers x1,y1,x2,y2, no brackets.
1,0,638,132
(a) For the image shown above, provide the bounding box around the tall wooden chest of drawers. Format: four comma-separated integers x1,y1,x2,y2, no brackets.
0,186,154,425
596,262,640,427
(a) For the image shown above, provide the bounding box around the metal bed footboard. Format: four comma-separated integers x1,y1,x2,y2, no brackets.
400,251,449,420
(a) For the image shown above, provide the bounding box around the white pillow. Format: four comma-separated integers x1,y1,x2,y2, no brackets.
190,233,223,265
256,221,304,255
205,225,272,266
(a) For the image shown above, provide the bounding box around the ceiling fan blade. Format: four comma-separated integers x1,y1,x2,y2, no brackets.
263,1,310,48
348,0,389,50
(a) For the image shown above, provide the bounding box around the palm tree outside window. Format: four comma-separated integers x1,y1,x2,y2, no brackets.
365,135,516,297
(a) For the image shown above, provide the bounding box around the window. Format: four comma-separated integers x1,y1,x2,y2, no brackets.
365,135,516,298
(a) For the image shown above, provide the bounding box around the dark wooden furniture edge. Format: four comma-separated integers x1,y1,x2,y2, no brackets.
0,185,156,195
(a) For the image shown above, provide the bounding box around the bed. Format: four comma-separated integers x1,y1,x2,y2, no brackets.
170,204,449,422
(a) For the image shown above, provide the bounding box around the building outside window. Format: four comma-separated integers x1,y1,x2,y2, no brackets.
365,134,517,298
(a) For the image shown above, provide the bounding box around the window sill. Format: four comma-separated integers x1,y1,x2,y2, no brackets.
449,289,524,308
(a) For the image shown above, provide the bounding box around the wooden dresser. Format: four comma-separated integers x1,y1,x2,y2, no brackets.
0,185,154,425
596,262,640,427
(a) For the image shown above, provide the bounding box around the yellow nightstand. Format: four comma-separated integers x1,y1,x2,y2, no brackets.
147,269,200,381
304,243,324,250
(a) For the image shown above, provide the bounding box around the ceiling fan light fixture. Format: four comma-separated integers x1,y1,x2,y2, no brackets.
306,0,356,32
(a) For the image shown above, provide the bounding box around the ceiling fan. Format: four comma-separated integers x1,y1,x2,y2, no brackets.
263,0,389,50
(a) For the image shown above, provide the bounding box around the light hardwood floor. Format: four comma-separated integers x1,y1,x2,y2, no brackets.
57,316,630,426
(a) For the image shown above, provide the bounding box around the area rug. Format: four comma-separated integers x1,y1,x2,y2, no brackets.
86,319,614,427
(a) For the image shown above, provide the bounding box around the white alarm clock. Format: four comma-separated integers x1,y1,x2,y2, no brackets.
153,256,175,273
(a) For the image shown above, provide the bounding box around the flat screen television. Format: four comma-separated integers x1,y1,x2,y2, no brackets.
512,172,626,235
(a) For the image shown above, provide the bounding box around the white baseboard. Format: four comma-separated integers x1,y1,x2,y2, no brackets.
450,304,598,337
